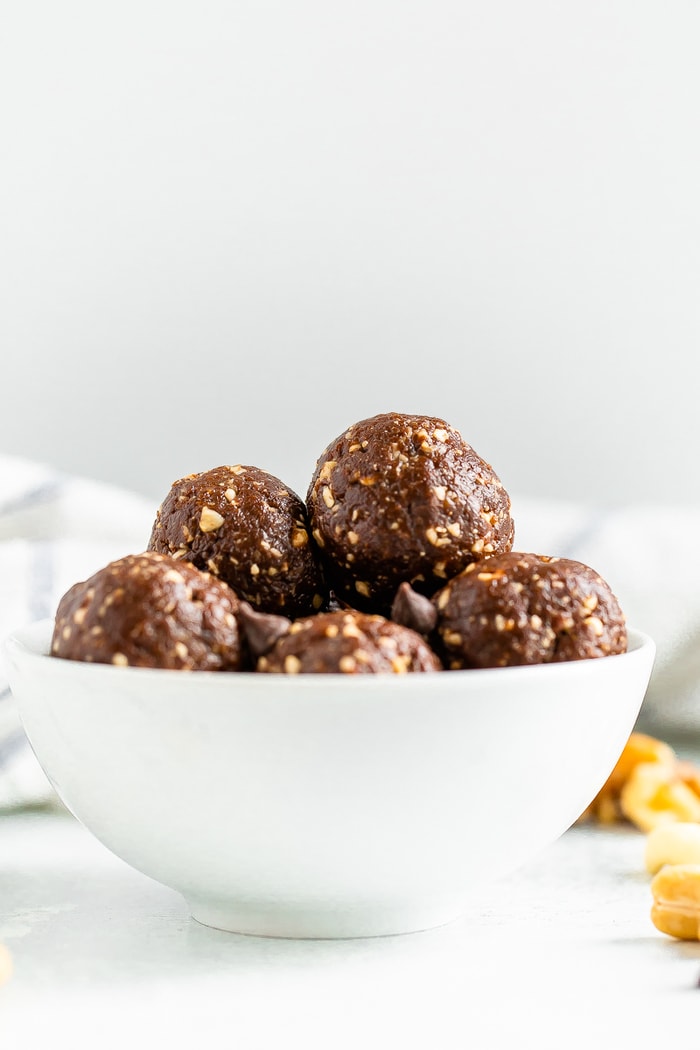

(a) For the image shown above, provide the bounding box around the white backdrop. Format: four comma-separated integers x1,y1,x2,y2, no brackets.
1,1,698,508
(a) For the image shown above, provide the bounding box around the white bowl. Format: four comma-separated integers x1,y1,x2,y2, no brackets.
3,619,655,939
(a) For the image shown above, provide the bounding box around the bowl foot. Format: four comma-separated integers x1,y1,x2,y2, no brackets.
186,895,464,940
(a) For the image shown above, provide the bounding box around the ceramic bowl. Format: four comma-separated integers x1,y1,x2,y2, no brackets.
3,619,655,939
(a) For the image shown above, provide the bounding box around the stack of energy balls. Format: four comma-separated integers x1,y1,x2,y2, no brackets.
51,412,627,674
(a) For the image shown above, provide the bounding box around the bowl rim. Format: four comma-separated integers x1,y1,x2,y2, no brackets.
3,618,656,693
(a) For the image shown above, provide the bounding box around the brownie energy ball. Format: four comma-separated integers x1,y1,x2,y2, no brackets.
306,412,514,613
148,465,326,617
51,551,245,670
432,552,627,669
256,609,442,674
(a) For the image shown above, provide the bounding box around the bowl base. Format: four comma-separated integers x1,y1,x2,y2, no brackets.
186,895,464,940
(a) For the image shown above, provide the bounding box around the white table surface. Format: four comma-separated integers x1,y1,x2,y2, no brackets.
3,774,700,1050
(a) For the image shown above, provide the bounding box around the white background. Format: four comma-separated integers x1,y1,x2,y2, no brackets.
1,1,698,508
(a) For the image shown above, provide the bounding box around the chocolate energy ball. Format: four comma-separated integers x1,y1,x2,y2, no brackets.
432,552,627,669
148,465,327,617
306,412,514,614
51,551,245,671
256,609,442,674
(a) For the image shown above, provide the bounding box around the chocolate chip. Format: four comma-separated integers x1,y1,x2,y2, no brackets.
391,582,438,635
238,601,292,658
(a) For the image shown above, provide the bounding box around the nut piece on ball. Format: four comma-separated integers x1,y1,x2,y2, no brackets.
148,465,327,617
51,551,245,670
306,412,514,614
432,551,627,669
257,609,443,674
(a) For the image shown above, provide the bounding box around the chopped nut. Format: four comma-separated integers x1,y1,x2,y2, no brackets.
339,655,356,673
442,630,463,647
163,569,185,584
291,528,309,548
480,510,499,526
318,459,337,482
437,588,451,610
426,527,451,548
583,615,604,637
355,580,371,597
199,506,225,533
111,652,129,667
284,655,302,674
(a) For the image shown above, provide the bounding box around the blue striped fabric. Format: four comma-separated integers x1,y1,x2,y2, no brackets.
0,455,155,809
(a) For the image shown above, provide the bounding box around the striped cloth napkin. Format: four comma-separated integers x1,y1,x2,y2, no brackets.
0,455,155,808
1,454,700,809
